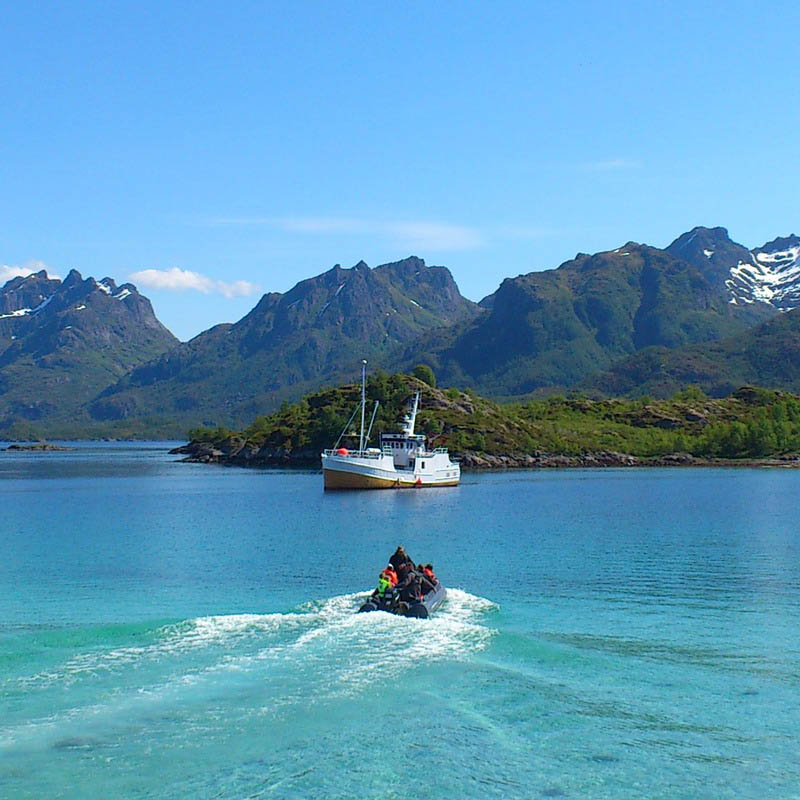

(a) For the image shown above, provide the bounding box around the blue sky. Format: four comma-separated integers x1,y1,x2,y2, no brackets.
2,1,799,340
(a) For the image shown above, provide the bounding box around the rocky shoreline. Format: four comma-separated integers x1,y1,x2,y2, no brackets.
3,443,73,452
169,439,800,470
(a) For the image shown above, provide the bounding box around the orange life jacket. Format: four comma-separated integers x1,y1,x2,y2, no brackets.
382,569,398,586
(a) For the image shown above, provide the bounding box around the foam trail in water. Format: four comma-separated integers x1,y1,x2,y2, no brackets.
1,590,497,750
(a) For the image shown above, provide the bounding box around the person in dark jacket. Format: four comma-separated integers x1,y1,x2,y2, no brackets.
389,546,413,572
398,568,423,603
418,568,436,595
395,559,412,585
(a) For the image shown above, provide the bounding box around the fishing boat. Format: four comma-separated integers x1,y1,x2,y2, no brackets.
320,361,460,490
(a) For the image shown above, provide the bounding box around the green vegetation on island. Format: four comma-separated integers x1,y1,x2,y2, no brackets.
179,372,800,466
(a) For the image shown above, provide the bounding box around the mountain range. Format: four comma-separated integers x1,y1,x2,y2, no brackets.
89,257,478,430
1,226,799,438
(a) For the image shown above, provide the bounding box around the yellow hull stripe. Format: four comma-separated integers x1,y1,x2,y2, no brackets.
323,469,459,490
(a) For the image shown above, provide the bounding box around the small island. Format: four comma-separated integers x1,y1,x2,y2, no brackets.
171,371,800,470
3,443,73,452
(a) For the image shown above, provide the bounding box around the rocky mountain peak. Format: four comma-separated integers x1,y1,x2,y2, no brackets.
0,270,61,317
754,234,800,254
1,268,48,290
666,226,750,269
0,265,175,354
670,225,731,248
665,226,774,320
61,269,84,289
0,264,178,431
376,255,425,275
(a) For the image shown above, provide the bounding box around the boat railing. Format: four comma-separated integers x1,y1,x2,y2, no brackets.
323,446,455,461
322,448,386,460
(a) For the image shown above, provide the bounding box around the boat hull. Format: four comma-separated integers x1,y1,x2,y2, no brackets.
358,582,446,618
322,453,459,490
323,467,458,490
323,468,400,490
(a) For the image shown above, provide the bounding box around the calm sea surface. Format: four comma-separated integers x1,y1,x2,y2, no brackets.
1,443,799,798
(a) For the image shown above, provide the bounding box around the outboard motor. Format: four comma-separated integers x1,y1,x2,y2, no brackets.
358,587,398,613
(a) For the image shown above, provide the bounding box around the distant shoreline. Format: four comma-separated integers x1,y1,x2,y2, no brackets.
169,441,800,470
2,443,73,452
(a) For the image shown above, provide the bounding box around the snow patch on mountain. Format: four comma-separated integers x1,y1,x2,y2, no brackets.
0,293,56,318
755,245,800,267
725,243,800,311
0,307,32,319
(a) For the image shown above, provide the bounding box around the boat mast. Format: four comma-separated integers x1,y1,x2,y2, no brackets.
402,392,420,436
359,359,367,452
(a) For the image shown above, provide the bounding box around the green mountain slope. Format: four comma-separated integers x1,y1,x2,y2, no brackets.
92,257,479,430
7,226,800,439
584,307,800,398
396,242,761,396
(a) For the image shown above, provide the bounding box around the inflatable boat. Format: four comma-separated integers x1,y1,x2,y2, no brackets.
358,580,446,619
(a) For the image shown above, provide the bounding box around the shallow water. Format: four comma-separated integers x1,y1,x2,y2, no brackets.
1,444,799,798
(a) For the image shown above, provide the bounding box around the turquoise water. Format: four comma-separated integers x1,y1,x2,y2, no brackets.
1,444,800,798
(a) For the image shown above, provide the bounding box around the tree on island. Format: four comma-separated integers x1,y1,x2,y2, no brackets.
412,364,437,388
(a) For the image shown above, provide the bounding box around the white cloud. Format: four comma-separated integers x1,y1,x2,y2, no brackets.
582,158,642,171
213,216,485,252
0,260,59,285
129,267,259,298
0,265,34,284
385,221,484,252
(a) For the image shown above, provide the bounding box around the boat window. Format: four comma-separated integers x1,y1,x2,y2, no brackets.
422,461,426,468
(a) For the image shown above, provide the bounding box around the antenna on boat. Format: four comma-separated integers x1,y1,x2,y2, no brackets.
359,359,367,453
333,403,360,450
365,400,379,445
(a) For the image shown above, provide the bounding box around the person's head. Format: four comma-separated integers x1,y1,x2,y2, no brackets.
386,564,394,571
426,564,433,571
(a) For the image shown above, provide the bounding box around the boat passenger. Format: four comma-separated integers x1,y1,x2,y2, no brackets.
389,546,414,572
423,564,436,582
382,565,398,586
374,572,394,599
398,569,424,603
395,560,411,582
418,570,436,595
